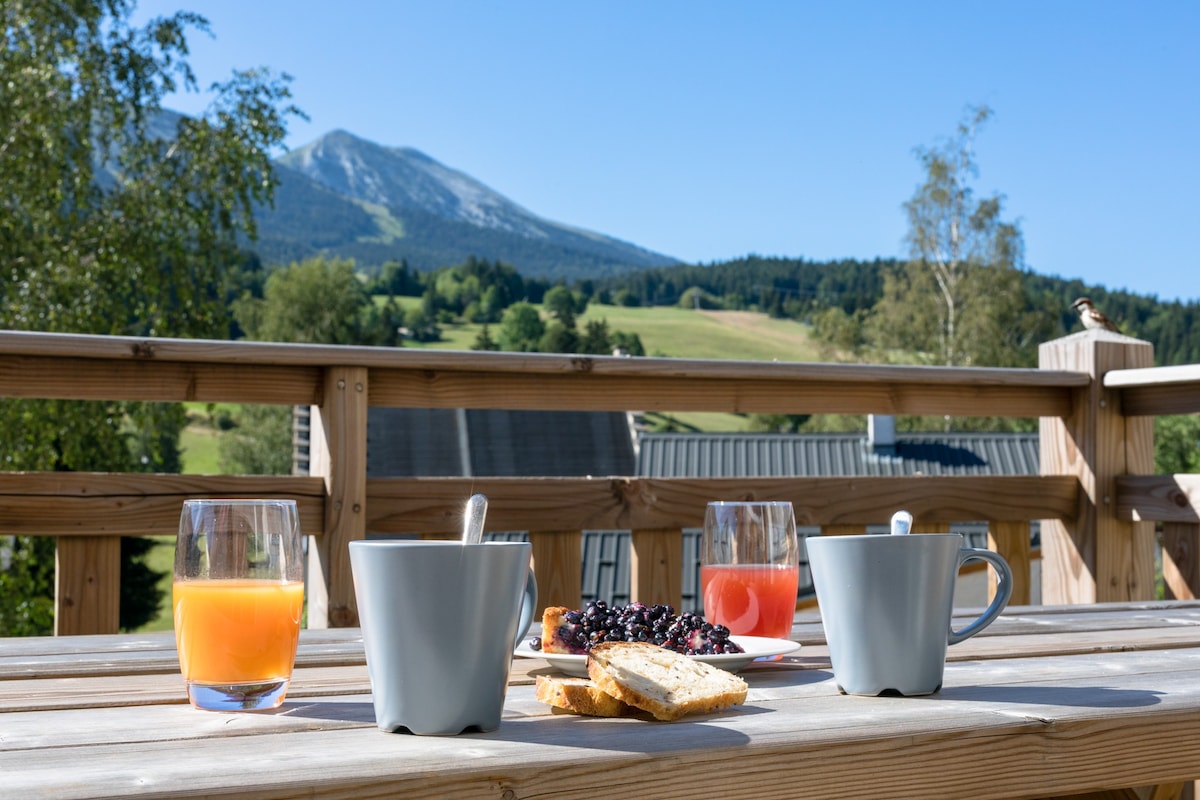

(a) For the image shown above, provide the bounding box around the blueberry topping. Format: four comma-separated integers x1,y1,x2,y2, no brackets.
546,601,743,656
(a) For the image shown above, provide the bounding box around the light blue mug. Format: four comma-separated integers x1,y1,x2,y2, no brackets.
349,540,537,734
807,533,1011,696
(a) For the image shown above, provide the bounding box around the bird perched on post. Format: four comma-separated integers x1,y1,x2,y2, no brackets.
1071,297,1121,332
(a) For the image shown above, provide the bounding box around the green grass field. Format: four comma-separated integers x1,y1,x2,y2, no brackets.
399,303,825,430
399,300,824,363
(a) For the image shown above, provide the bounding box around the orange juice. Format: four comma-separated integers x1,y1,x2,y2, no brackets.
173,579,304,684
701,564,799,639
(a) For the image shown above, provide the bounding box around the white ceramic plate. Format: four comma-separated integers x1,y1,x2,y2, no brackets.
514,635,800,677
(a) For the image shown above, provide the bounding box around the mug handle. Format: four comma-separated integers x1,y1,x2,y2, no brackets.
515,568,539,651
947,548,1012,645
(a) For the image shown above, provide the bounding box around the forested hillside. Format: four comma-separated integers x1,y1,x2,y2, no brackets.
587,256,1200,366
589,255,891,314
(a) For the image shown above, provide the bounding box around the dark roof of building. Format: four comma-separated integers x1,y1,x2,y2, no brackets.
636,431,1039,478
365,408,637,477
310,411,1037,611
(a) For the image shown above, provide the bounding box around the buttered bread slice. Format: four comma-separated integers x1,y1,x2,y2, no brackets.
586,641,748,721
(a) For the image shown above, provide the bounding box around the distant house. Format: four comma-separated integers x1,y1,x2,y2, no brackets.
297,410,1039,610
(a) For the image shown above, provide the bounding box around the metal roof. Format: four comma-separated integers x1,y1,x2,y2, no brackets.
324,411,1039,611
637,431,1039,478
363,408,637,478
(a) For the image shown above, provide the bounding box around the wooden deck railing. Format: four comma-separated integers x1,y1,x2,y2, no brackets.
0,328,1197,635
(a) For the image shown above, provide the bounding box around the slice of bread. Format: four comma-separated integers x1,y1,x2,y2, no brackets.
586,642,748,721
535,675,634,717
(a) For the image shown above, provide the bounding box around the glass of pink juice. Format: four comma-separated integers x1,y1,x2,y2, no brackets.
702,501,799,640
174,499,304,711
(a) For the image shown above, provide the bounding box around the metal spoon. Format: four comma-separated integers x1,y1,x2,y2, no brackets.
461,493,488,545
890,510,913,535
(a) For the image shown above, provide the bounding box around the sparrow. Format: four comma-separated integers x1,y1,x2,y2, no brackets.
1071,297,1121,333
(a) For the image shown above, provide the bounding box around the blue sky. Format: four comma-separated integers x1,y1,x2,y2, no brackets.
133,1,1200,302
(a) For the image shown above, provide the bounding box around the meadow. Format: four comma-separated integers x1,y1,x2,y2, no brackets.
404,301,826,363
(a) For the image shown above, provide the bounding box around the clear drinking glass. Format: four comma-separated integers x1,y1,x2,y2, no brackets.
701,501,800,640
173,499,304,711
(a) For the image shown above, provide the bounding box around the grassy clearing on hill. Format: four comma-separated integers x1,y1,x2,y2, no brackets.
586,306,824,362
399,299,825,363
393,301,827,431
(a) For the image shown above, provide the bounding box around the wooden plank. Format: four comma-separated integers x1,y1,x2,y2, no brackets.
1120,382,1200,417
1163,522,1200,600
0,355,321,404
528,530,583,612
0,473,326,536
0,331,1090,422
365,475,1079,534
14,621,1200,715
1118,475,1200,523
630,528,682,609
306,367,369,628
54,536,121,636
369,369,1075,418
990,521,1032,605
0,630,365,682
1039,331,1157,603
1106,363,1200,417
0,328,1090,382
6,649,1200,799
0,665,373,714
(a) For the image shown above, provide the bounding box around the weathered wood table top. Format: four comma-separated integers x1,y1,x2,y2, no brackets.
5,602,1200,799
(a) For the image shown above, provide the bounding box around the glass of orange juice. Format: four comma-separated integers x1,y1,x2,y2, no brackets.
174,499,304,711
701,501,799,640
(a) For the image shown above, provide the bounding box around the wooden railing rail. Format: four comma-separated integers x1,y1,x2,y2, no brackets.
1105,363,1200,417
1,328,1193,634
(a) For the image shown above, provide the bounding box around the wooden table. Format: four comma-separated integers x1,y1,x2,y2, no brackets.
6,602,1200,799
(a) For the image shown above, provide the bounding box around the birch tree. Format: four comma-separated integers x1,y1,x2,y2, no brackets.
869,106,1050,367
0,0,301,633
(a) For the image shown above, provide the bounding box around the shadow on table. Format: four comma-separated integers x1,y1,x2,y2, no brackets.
935,684,1163,708
277,699,766,750
279,700,377,724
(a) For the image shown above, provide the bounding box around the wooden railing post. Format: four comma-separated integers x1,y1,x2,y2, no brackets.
529,530,583,611
1039,330,1155,603
629,528,682,610
307,366,368,627
54,535,121,635
1162,521,1200,600
989,521,1031,606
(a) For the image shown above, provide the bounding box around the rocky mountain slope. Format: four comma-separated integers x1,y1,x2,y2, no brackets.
253,130,680,278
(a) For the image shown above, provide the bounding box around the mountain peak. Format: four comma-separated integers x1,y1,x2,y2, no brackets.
282,130,546,234
262,128,679,278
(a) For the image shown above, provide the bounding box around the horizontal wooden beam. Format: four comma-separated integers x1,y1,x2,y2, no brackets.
1105,364,1200,416
1117,475,1200,523
365,475,1080,534
0,331,1089,418
0,469,1077,544
368,370,1076,418
0,356,321,405
0,473,326,536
